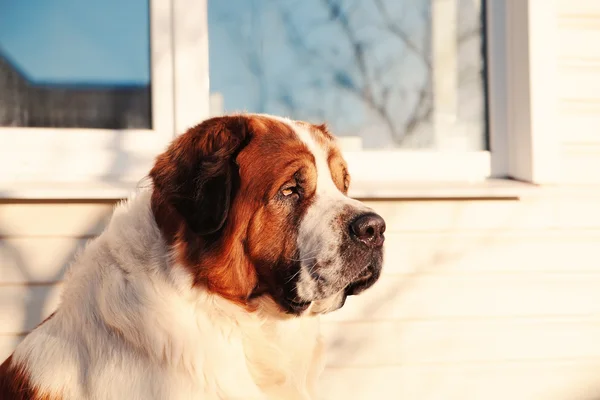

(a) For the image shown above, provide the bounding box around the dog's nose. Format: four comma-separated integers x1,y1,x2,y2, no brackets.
349,213,386,248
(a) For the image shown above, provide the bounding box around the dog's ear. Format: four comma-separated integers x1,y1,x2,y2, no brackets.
150,116,251,235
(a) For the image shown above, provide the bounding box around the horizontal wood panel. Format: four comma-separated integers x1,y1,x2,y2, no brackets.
3,230,600,284
365,195,600,231
0,196,598,241
558,65,600,102
559,17,600,31
7,274,600,330
382,230,600,275
323,274,600,322
559,143,600,184
0,284,62,334
559,0,600,15
559,113,600,144
560,99,600,116
322,318,600,367
364,200,558,232
319,359,600,400
0,203,114,237
1,199,552,237
0,238,90,284
558,29,600,59
5,330,600,400
561,157,600,184
5,274,600,331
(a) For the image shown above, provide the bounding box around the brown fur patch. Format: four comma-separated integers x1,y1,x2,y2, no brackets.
303,122,350,194
0,356,59,400
150,115,319,311
327,148,350,194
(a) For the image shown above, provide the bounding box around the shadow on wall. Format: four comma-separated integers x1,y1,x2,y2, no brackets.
0,131,133,357
318,197,600,398
324,199,493,365
0,217,103,349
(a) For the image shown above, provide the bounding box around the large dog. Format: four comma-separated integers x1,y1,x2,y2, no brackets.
0,114,385,399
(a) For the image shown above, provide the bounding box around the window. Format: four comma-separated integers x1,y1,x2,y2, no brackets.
208,0,491,186
0,0,178,192
0,0,561,197
0,0,152,130
208,0,486,152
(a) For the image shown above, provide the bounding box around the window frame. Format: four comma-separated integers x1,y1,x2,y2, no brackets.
0,0,182,188
346,0,561,190
0,0,560,199
486,0,560,185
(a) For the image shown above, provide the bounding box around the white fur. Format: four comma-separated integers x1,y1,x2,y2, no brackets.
12,190,326,400
288,121,373,301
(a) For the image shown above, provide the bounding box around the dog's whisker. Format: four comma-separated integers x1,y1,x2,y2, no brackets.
286,249,320,262
306,260,320,276
284,268,304,284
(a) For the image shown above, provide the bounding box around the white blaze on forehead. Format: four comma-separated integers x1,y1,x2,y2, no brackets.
251,113,339,195
290,123,341,196
290,120,351,300
289,122,343,299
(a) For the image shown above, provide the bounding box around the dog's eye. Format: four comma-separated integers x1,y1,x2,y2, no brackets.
279,171,304,200
281,185,298,197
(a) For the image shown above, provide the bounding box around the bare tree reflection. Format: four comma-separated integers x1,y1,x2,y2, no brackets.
211,0,483,147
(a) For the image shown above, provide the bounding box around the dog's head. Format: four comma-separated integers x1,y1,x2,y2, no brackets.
150,114,385,316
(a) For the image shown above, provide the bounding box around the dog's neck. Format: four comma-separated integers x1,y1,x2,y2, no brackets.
46,190,323,397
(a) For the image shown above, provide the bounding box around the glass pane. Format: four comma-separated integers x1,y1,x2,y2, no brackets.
0,0,152,130
208,0,486,150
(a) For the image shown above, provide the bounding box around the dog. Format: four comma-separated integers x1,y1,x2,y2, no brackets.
0,114,385,399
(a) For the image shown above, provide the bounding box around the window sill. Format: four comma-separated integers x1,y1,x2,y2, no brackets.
0,180,146,201
0,178,539,201
348,179,539,200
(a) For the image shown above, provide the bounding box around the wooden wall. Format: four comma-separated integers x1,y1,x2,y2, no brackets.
558,0,600,184
2,191,600,399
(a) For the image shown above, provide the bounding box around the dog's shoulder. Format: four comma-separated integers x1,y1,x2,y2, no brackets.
0,355,44,400
0,189,326,399
0,313,77,400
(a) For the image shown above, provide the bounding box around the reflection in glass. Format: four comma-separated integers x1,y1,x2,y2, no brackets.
208,0,486,150
0,0,152,129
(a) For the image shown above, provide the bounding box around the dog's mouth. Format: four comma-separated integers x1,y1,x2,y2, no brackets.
282,297,312,314
344,262,381,297
352,263,375,282
277,253,383,314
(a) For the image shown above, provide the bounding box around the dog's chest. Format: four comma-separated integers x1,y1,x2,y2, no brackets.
83,317,322,400
186,314,323,399
138,293,323,400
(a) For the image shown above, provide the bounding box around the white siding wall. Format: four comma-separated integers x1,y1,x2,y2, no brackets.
321,193,600,399
558,0,600,183
0,201,114,359
3,192,600,399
